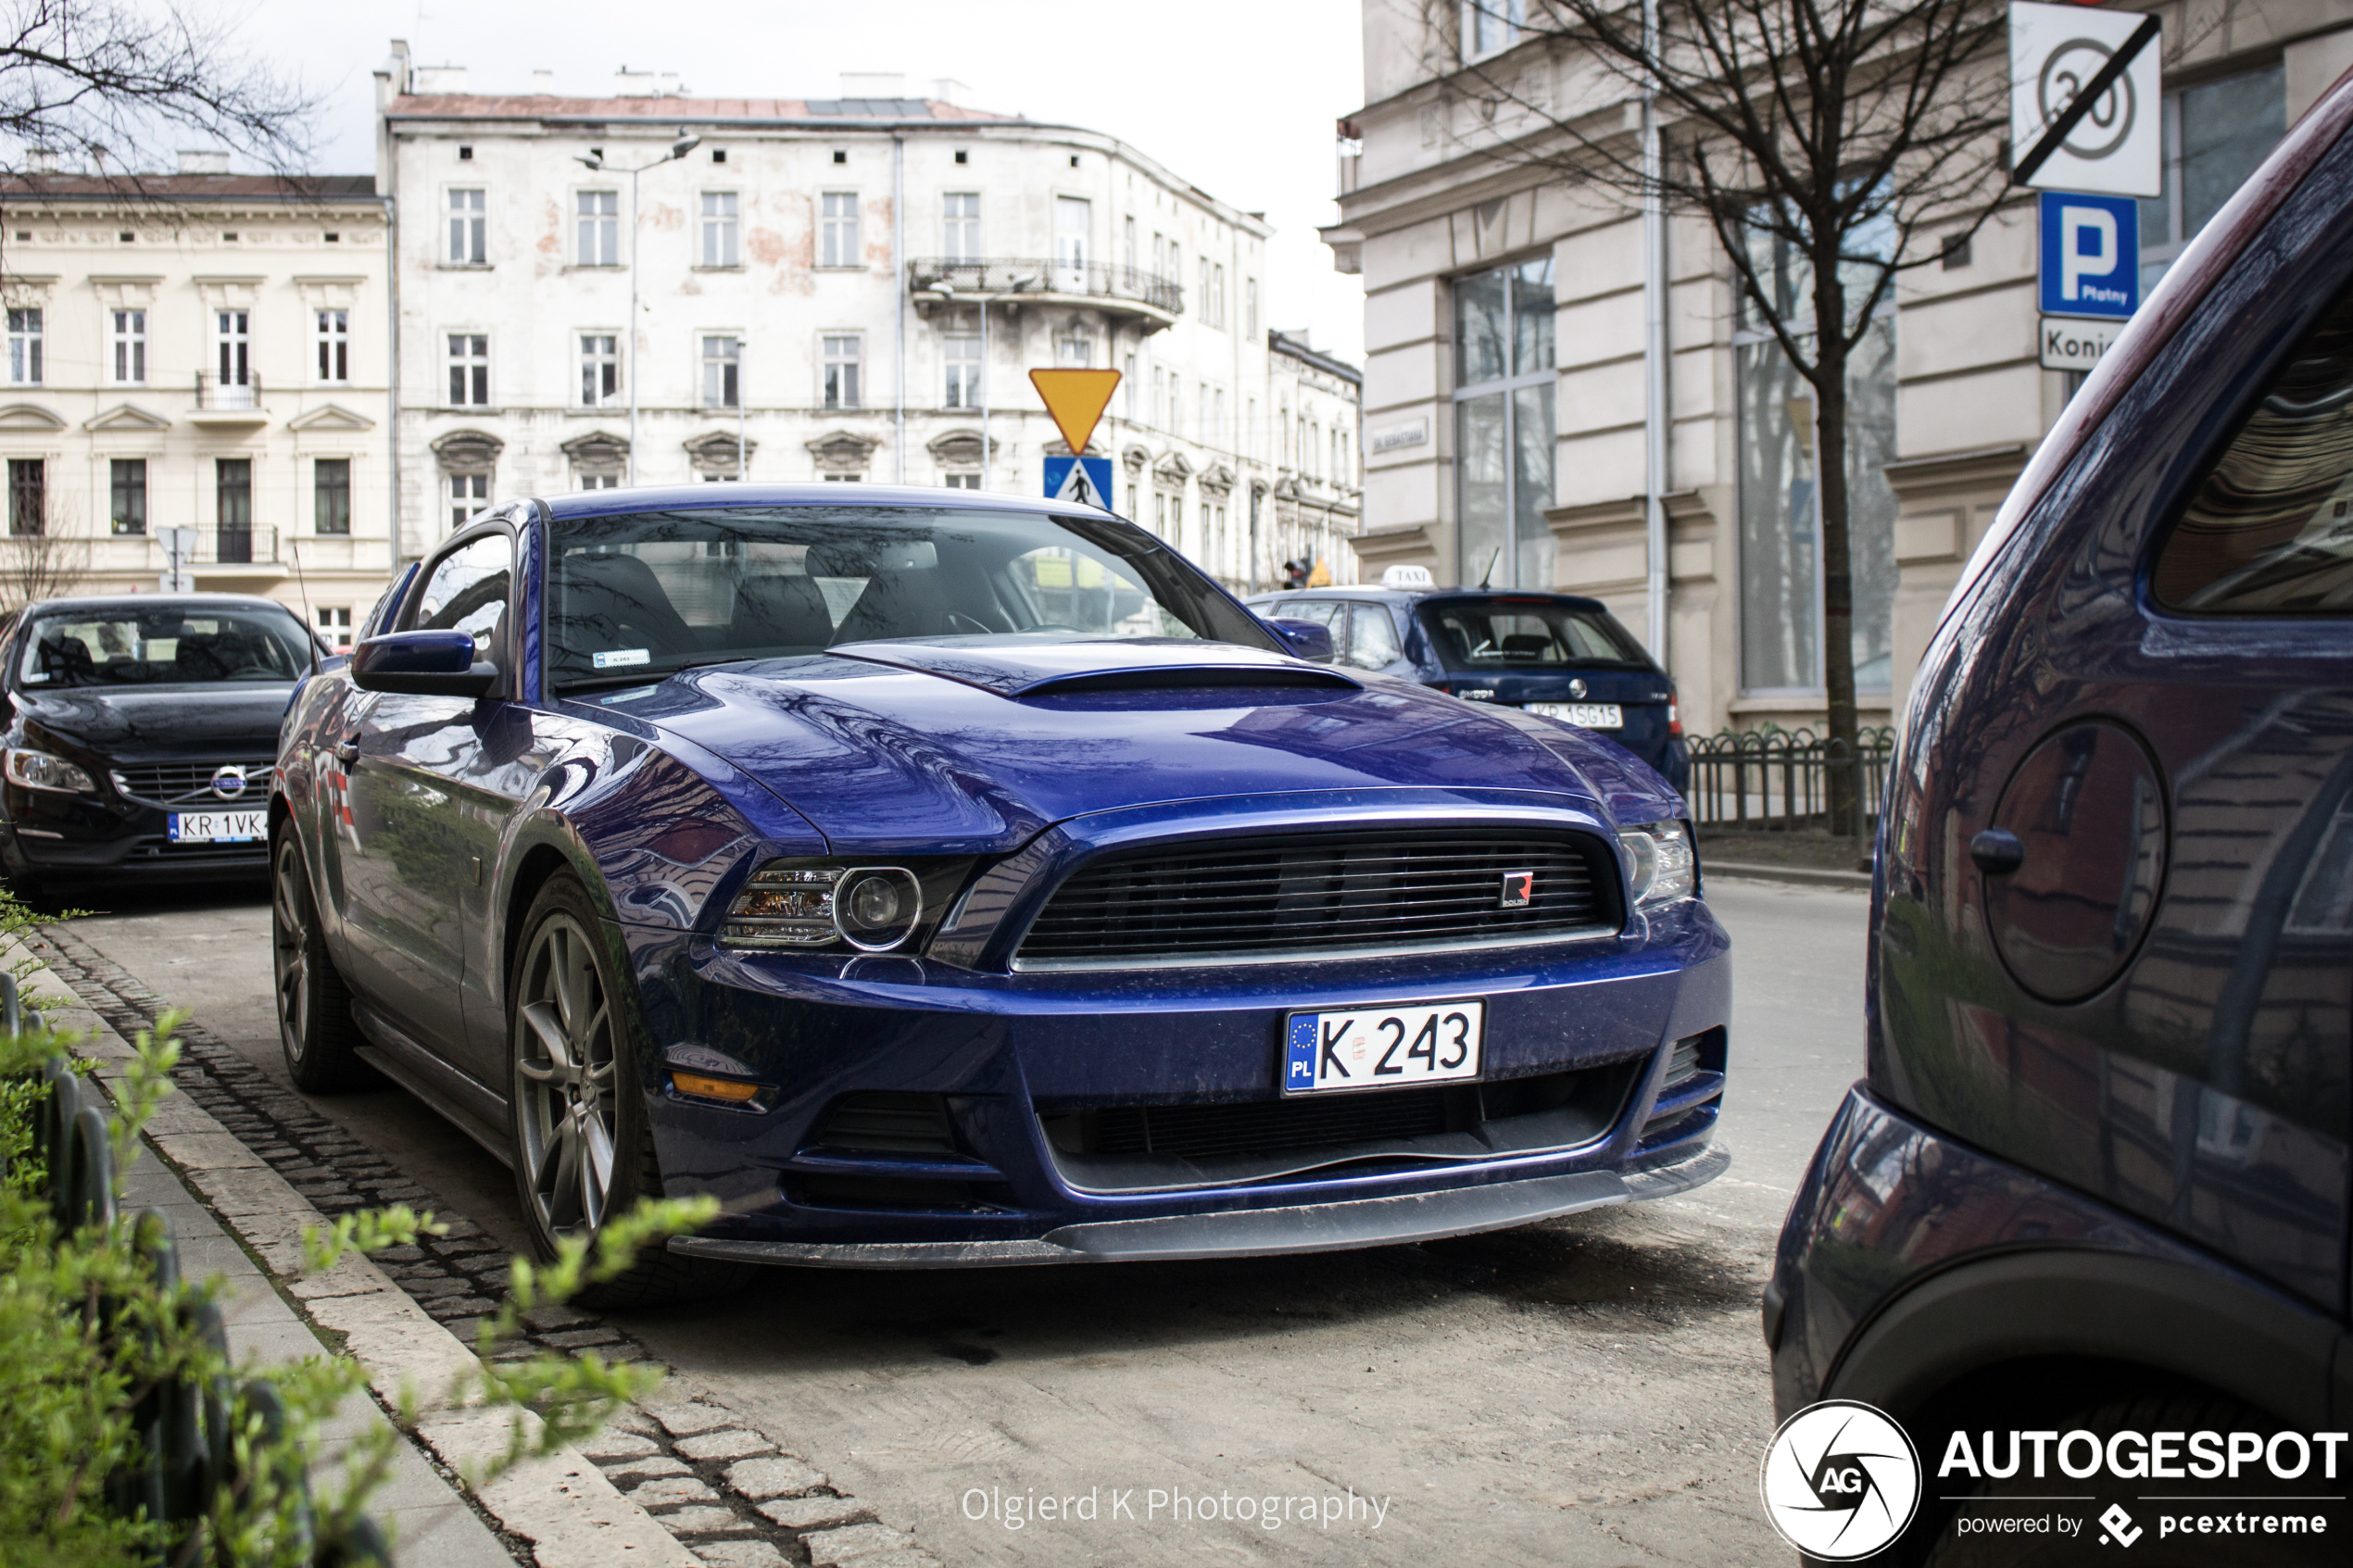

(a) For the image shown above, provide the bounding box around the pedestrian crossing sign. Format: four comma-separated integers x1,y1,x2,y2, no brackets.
1045,455,1114,510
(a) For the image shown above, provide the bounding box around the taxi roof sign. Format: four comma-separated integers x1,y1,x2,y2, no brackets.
1027,368,1122,458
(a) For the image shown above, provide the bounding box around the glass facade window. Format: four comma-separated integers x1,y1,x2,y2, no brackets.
1452,256,1554,589
110,458,145,535
2140,64,2286,294
315,458,351,535
700,191,739,267
821,193,859,268
576,190,619,266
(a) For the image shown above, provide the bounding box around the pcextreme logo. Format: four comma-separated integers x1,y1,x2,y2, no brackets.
1759,1400,1923,1561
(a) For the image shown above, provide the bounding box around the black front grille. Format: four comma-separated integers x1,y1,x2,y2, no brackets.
807,1092,959,1155
112,759,271,806
1663,1035,1702,1089
1074,1088,1458,1161
1017,828,1615,965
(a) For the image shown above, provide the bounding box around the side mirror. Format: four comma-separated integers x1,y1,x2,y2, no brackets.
1265,617,1335,664
350,631,497,697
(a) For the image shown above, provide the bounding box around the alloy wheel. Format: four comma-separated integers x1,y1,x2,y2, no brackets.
271,837,310,1061
514,914,619,1240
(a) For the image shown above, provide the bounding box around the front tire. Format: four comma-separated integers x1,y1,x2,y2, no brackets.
271,824,375,1092
508,873,748,1309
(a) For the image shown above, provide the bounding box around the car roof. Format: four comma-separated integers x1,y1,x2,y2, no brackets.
535,481,1113,521
1247,586,1613,613
19,593,301,617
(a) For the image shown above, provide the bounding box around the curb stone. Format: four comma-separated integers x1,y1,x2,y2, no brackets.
29,922,947,1568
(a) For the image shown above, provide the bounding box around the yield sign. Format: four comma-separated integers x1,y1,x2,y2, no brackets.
1028,368,1122,458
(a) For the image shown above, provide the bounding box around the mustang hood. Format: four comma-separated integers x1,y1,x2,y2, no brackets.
16,684,294,758
600,638,1642,854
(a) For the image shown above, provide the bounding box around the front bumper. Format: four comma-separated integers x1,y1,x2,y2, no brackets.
635,896,1732,1264
2,791,269,882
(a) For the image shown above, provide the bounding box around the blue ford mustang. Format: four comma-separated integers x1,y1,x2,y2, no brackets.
270,485,1730,1302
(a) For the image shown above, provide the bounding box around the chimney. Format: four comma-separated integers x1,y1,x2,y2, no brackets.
613,66,657,97
931,78,967,107
531,69,555,94
24,148,59,173
177,149,230,175
839,72,907,100
410,65,469,94
658,71,678,97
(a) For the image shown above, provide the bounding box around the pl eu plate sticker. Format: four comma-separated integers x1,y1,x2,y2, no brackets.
1285,1015,1319,1090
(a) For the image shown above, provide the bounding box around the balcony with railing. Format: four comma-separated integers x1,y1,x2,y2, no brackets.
191,372,267,425
908,257,1183,332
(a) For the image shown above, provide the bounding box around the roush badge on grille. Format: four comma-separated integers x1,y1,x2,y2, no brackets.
1500,871,1535,908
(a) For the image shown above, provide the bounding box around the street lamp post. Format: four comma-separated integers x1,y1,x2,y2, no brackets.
578,131,701,486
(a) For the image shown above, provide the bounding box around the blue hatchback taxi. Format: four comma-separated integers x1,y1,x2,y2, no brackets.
1768,64,2353,1565
271,488,1728,1300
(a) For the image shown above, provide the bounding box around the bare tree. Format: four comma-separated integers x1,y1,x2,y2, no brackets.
0,495,90,613
1427,0,2023,822
0,0,316,172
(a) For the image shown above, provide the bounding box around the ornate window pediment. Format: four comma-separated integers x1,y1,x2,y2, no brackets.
806,429,879,475
82,403,165,433
432,428,505,474
1122,444,1151,473
1152,451,1192,489
685,430,756,476
926,428,993,468
0,403,66,432
560,430,628,477
286,403,374,433
1199,463,1235,497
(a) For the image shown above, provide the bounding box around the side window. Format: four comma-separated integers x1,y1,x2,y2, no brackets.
2153,280,2353,612
403,533,512,662
1349,604,1402,669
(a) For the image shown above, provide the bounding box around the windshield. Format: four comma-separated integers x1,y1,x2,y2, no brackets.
1417,599,1652,672
544,505,1277,691
18,608,314,688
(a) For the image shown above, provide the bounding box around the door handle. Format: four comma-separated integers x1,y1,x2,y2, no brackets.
1969,827,2024,875
331,734,360,766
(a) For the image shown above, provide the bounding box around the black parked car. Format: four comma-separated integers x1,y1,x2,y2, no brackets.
1767,66,2353,1566
0,595,321,895
1244,583,1687,791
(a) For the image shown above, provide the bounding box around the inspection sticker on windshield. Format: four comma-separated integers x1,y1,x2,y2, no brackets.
170,809,265,844
1526,702,1623,729
593,648,650,671
1282,1000,1483,1095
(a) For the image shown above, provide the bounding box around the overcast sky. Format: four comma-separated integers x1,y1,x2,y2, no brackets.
235,0,1369,362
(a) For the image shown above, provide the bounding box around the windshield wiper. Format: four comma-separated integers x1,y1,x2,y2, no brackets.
551,654,761,696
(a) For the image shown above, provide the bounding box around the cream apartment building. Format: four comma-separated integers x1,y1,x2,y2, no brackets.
1325,1,2353,734
0,157,393,647
376,47,1362,591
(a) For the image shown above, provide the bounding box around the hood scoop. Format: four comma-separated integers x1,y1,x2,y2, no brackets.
835,637,1360,700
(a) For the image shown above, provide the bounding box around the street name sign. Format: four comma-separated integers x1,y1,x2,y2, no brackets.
2009,3,2161,197
2040,315,2125,371
1044,455,1115,509
2038,190,2139,319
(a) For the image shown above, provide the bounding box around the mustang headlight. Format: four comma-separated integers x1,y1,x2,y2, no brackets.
1618,821,1696,909
5,748,97,796
722,863,925,952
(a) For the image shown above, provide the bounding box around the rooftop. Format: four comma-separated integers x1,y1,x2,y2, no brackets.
387,94,1021,125
0,172,376,201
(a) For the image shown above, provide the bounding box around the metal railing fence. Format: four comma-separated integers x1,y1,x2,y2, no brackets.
6,976,388,1566
907,257,1186,315
1683,726,1895,841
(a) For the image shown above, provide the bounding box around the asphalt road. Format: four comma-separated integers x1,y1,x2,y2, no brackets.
51,873,1866,1567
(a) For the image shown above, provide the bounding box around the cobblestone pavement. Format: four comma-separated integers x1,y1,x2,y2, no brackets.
37,876,1865,1567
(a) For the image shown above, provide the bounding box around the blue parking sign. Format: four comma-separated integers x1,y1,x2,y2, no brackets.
2038,191,2139,320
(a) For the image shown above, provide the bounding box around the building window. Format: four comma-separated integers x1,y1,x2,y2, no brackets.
579,473,617,491
1246,276,1258,339
1462,0,1526,60
945,332,980,408
1054,196,1089,285
1123,352,1137,417
6,458,40,535
821,192,860,268
577,190,619,266
580,332,618,407
447,332,489,407
6,308,41,384
110,308,145,383
701,191,739,267
1453,256,1554,589
316,606,353,652
450,472,489,531
944,193,980,262
943,472,979,490
315,308,348,383
2140,63,2287,293
109,458,145,535
448,187,485,264
1056,332,1092,368
701,334,741,408
211,309,252,407
822,334,861,408
315,458,351,535
1123,215,1137,272
216,458,253,562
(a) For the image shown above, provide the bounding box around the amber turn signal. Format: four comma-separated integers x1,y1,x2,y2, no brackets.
672,1072,760,1103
